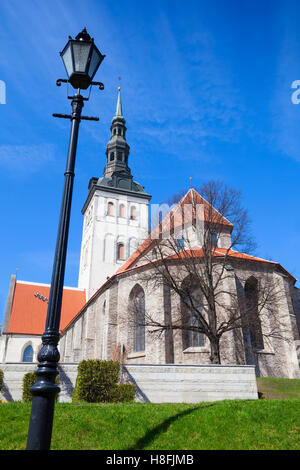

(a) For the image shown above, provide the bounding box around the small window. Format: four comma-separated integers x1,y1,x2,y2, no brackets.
130,206,137,220
209,232,218,247
176,236,185,251
117,152,123,161
113,128,116,135
22,344,33,362
117,243,125,260
110,152,115,162
107,202,115,216
119,204,125,218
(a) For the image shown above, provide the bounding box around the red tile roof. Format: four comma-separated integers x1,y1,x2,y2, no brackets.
116,189,295,282
116,188,233,275
175,188,233,229
7,281,86,335
117,246,296,282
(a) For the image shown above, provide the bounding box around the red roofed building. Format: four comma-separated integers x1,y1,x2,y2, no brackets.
0,277,85,363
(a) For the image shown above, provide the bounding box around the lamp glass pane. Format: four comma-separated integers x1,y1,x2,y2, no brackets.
61,43,73,77
72,42,91,72
88,47,102,79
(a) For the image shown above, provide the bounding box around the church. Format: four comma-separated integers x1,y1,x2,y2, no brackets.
1,88,300,381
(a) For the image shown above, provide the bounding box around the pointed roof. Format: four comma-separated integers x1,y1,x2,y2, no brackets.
166,188,233,231
114,86,123,119
116,188,233,274
82,87,151,205
113,189,295,282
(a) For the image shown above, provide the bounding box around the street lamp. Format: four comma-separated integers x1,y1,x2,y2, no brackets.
60,28,105,90
26,28,105,450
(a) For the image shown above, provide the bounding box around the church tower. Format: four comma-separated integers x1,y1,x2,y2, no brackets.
78,88,151,299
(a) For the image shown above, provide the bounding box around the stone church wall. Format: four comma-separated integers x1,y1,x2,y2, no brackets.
59,258,300,379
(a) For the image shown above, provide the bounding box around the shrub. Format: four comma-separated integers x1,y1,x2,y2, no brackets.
72,360,136,403
22,372,36,402
0,369,3,392
22,372,59,402
110,384,136,403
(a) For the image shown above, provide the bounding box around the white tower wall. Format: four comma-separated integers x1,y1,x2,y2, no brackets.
78,189,150,299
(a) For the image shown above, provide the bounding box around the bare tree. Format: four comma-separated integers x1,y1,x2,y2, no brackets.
127,180,291,365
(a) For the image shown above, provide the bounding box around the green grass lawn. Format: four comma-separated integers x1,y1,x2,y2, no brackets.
257,377,300,399
0,399,299,450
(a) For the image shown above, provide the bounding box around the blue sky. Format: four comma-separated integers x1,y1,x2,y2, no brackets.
0,0,300,324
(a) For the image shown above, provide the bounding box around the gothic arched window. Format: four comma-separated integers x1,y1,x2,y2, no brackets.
117,242,125,260
119,204,125,218
245,277,264,350
187,305,205,347
182,298,205,348
128,285,146,352
181,277,205,349
22,344,33,362
129,286,145,352
107,202,115,216
130,206,137,220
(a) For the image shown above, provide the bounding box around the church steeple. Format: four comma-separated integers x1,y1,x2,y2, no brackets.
88,87,150,198
103,87,131,178
79,87,152,298
84,87,151,203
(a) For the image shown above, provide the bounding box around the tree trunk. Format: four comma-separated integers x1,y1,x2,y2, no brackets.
209,337,221,364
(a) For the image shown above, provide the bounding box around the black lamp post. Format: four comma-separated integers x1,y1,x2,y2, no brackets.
26,29,105,450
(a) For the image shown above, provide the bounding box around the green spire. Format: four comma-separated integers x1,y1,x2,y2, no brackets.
115,86,123,118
